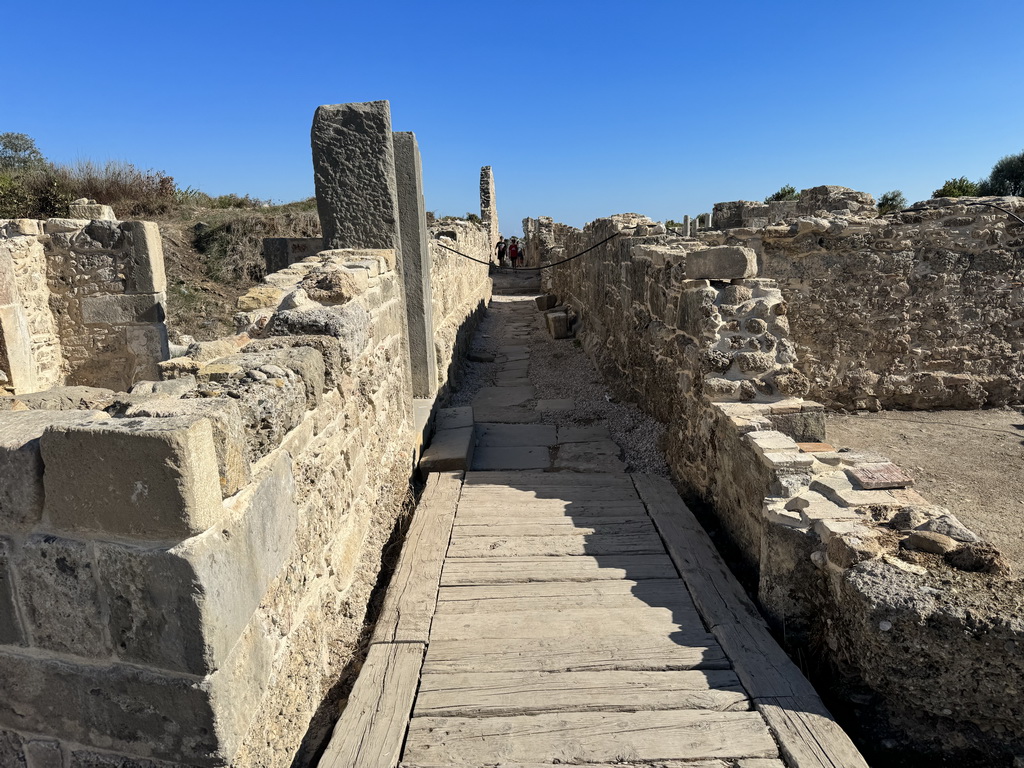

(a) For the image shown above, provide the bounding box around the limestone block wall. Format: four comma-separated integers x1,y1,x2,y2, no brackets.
428,220,492,395
0,217,169,394
713,195,1024,409
0,249,423,767
542,212,1024,763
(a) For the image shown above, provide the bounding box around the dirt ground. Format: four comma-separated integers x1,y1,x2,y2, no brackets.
825,408,1024,572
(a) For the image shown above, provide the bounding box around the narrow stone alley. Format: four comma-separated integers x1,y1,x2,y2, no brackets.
320,293,867,768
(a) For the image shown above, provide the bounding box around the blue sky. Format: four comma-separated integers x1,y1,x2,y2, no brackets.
5,0,1024,235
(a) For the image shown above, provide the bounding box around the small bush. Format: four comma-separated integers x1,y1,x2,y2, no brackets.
764,184,800,203
932,177,981,198
877,190,907,214
979,150,1024,196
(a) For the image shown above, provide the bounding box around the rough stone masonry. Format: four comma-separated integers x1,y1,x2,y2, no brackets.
0,99,493,768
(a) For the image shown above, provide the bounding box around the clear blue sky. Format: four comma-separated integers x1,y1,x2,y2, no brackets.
6,0,1024,235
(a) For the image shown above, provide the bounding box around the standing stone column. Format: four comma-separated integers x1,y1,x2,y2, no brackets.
393,132,438,399
311,101,403,251
480,166,499,251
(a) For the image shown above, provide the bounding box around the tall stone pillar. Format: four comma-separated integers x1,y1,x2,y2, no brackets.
480,166,499,250
393,132,438,399
311,101,402,251
310,100,413,424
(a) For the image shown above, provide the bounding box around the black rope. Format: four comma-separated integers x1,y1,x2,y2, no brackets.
965,201,1024,226
434,225,640,272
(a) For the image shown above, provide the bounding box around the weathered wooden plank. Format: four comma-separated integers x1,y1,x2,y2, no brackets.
460,488,640,502
631,474,869,768
465,470,635,487
436,578,687,603
434,581,700,618
631,473,766,631
756,695,870,768
401,763,743,768
413,669,749,717
423,633,729,673
439,554,679,584
400,760,783,768
372,471,462,644
455,504,647,519
428,607,703,642
451,518,654,538
402,710,779,764
320,642,424,768
446,532,665,558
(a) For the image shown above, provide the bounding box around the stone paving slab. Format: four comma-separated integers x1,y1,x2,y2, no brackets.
472,386,534,408
554,440,627,473
471,406,541,424
471,446,550,471
475,423,556,447
557,424,612,443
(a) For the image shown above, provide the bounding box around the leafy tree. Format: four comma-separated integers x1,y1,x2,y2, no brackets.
0,133,45,172
932,177,980,198
979,150,1024,196
764,184,799,203
877,190,907,214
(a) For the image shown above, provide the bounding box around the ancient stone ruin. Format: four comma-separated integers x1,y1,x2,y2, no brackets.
525,189,1024,763
1,99,1023,767
0,100,492,766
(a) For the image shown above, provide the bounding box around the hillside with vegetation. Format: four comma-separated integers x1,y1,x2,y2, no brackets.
0,132,320,340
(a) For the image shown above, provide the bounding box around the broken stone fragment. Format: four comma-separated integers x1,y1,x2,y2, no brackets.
915,514,979,543
827,533,883,569
902,530,959,555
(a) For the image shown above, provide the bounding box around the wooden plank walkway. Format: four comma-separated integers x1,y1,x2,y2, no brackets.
321,468,868,768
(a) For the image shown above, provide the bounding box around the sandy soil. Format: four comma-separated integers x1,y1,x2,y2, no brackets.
825,408,1024,571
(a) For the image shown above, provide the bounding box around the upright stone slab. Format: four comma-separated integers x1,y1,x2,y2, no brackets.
311,101,403,252
480,165,499,249
394,132,439,398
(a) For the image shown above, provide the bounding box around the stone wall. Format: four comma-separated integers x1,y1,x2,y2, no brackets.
428,220,492,398
709,194,1024,410
0,218,169,394
0,245,423,765
540,212,1024,764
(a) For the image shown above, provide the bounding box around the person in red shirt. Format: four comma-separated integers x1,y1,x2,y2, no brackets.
508,237,519,269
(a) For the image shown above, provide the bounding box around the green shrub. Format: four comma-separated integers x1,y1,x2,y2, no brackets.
979,150,1024,196
932,177,981,198
877,190,907,214
764,184,800,203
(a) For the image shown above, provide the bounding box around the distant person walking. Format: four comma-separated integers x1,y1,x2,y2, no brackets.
495,237,507,267
508,237,520,270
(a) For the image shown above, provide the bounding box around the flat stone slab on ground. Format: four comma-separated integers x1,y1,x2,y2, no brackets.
436,407,473,431
558,425,612,443
501,359,530,372
537,398,575,411
847,462,914,489
495,370,531,383
476,424,557,447
472,406,542,424
420,427,475,472
472,446,551,471
473,386,535,409
554,440,627,473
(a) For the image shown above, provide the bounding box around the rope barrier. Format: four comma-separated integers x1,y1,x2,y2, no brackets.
434,225,640,272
